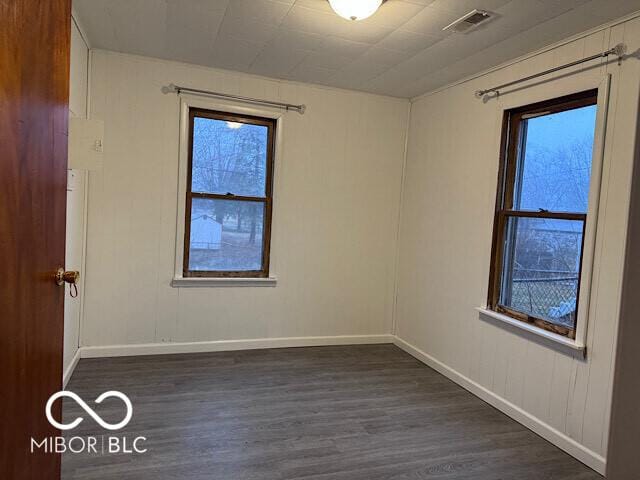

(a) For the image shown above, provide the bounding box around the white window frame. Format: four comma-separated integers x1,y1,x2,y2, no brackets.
478,74,611,355
171,94,284,287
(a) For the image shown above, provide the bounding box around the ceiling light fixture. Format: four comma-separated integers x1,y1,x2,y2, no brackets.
327,0,386,21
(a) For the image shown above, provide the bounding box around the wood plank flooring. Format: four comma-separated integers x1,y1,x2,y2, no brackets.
62,344,602,479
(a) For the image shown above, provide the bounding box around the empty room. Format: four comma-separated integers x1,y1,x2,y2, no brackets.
3,0,640,479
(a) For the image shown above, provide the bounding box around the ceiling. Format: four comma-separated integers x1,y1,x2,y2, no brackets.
73,0,639,98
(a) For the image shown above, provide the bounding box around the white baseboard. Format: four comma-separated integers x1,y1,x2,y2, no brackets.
79,334,394,358
393,336,606,475
63,348,81,388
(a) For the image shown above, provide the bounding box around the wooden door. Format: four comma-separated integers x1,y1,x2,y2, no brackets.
0,0,71,478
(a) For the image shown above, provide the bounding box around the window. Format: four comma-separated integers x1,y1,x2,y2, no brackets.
183,108,275,278
488,90,598,339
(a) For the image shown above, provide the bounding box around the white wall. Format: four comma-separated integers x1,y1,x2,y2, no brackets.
81,50,408,349
69,18,88,119
63,17,89,380
605,84,640,479
395,15,640,473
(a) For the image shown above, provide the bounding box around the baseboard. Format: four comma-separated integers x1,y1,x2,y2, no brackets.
393,336,606,475
63,348,81,388
79,334,394,358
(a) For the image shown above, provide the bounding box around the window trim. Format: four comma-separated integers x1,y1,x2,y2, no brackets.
487,89,599,340
172,95,284,287
183,108,275,278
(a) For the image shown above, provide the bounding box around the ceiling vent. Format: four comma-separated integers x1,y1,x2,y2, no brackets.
443,9,493,34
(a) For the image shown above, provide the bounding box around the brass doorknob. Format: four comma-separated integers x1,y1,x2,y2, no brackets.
55,268,80,286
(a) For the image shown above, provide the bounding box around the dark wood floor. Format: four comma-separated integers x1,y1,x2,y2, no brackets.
62,344,602,480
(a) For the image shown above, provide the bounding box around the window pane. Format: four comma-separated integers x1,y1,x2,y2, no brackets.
189,198,264,272
191,116,269,197
499,216,584,329
514,105,597,213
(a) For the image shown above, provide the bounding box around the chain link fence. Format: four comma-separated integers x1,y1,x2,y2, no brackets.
510,269,579,328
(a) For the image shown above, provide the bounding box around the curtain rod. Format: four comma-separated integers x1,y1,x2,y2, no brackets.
165,84,306,114
475,43,626,98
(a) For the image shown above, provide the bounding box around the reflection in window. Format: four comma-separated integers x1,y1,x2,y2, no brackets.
191,117,268,197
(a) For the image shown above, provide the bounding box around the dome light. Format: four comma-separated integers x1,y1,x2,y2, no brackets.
328,0,384,21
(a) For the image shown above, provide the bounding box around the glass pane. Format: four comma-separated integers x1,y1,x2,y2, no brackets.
188,198,264,272
499,216,584,329
191,116,269,197
514,104,597,213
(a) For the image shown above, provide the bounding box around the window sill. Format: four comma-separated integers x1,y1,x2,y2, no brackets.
476,307,585,355
171,276,277,287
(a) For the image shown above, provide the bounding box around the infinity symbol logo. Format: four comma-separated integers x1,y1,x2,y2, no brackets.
45,391,133,431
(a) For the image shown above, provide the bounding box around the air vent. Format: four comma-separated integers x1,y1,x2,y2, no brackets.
443,9,492,34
